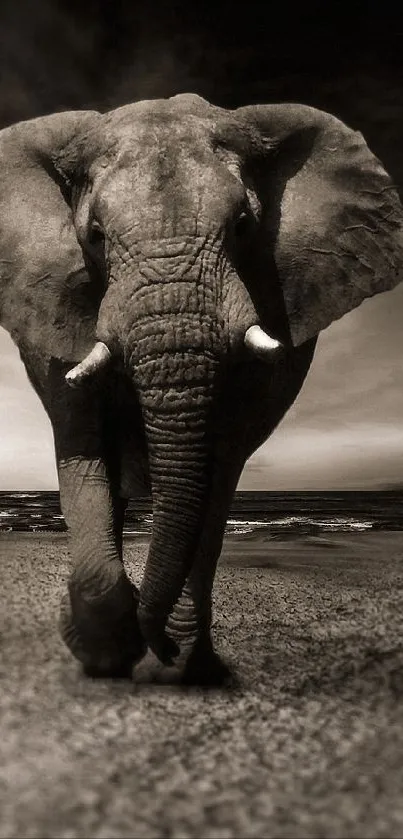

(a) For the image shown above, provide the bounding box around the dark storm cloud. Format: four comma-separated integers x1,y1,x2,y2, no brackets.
0,0,212,124
0,0,101,125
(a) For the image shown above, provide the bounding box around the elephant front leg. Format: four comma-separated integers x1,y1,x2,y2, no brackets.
50,364,145,677
58,458,145,677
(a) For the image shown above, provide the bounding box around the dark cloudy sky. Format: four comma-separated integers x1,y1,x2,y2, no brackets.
0,0,402,490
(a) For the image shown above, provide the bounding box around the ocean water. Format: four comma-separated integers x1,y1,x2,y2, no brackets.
0,490,402,537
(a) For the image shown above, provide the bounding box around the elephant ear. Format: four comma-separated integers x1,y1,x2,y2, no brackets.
0,110,101,390
237,103,403,345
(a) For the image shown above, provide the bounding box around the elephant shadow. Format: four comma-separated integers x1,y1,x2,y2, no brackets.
58,630,403,700
258,633,403,702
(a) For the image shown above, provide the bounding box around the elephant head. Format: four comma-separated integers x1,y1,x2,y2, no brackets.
1,93,402,670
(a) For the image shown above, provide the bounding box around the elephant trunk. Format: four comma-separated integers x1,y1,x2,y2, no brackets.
127,317,220,664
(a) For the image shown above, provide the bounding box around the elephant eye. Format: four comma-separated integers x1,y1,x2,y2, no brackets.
234,209,252,239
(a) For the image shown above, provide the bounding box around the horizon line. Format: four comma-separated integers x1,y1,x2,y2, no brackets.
1,486,402,494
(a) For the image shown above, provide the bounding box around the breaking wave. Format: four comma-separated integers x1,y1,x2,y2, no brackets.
0,490,401,535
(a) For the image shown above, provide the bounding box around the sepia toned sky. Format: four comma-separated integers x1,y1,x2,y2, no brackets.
0,0,402,490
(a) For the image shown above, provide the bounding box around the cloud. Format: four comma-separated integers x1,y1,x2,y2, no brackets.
241,424,403,490
0,0,102,126
0,329,57,489
240,283,403,490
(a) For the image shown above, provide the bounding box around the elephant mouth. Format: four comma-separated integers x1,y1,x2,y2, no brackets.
65,325,282,387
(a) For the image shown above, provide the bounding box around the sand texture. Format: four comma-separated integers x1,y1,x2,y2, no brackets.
2,531,403,838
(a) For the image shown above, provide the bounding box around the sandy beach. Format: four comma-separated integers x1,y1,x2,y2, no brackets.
2,530,403,838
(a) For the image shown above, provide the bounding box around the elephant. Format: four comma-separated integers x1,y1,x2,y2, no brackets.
1,92,402,684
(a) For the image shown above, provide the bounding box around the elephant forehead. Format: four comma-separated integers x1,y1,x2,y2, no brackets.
101,106,215,154
97,100,261,167
91,122,249,223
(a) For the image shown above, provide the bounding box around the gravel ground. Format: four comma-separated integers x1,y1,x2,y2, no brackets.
1,531,403,839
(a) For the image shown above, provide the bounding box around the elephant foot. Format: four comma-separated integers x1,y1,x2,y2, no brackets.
132,635,236,689
182,643,235,688
59,581,146,679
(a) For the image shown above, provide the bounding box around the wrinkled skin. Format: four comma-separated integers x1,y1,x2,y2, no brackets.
1,94,402,684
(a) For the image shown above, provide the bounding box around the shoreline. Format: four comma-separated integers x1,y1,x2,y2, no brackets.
1,528,402,566
2,528,402,541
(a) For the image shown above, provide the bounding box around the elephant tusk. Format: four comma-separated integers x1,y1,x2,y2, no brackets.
65,341,112,387
244,325,282,359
